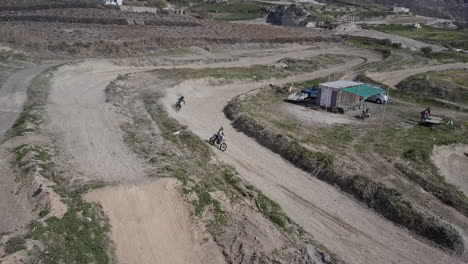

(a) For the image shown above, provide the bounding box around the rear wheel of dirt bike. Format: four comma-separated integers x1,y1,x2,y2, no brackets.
209,137,216,146
219,143,227,152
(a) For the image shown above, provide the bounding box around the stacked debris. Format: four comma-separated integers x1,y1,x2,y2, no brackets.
266,4,310,27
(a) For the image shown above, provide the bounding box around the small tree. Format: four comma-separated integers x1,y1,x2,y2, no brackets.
421,47,433,56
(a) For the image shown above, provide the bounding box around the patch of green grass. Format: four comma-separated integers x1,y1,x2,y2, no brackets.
395,163,468,216
4,235,27,255
257,192,290,229
25,181,115,264
12,144,55,177
39,207,51,218
345,35,402,51
370,24,468,50
152,55,346,82
5,65,61,139
216,12,264,20
199,1,269,13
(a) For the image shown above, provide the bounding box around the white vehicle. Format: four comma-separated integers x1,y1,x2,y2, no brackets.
366,93,389,104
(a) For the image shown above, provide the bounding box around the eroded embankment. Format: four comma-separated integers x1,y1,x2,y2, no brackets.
224,90,463,252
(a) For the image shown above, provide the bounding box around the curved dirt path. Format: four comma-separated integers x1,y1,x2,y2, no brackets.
161,57,463,263
432,144,468,196
368,63,468,87
45,45,464,264
46,61,226,264
0,64,53,136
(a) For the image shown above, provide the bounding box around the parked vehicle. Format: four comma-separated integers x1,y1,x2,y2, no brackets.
209,134,227,151
366,93,389,104
287,86,318,102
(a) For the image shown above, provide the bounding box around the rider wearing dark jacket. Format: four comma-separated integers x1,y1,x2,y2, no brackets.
177,96,185,105
216,127,224,143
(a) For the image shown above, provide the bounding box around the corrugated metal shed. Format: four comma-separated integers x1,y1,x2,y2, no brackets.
320,80,362,89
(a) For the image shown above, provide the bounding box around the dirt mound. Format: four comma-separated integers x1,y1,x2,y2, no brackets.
396,70,468,104
432,144,468,196
85,179,225,264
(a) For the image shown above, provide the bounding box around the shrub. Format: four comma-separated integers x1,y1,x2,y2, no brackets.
5,236,26,255
421,47,433,56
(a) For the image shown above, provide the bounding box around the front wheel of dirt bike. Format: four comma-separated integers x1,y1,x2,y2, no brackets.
209,137,216,146
219,143,227,152
175,104,181,111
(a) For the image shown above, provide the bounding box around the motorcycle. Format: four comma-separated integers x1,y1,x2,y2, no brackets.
209,134,227,152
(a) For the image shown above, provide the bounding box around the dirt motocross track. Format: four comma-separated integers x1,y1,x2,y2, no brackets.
40,44,467,264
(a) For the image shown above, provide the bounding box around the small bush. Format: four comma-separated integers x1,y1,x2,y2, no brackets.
5,236,26,255
421,47,433,56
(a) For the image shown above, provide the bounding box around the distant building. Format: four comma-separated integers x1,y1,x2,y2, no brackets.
101,0,123,6
393,6,410,13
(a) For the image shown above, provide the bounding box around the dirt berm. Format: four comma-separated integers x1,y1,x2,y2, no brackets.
224,88,463,252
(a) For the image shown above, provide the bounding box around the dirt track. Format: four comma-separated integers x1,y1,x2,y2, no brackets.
44,46,465,264
160,51,464,263
432,144,468,196
85,178,225,264
0,64,51,136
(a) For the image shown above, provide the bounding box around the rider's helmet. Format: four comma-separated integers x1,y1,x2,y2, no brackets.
180,96,184,100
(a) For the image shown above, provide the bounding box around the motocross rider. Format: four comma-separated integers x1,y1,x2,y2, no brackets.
177,96,185,106
216,127,224,143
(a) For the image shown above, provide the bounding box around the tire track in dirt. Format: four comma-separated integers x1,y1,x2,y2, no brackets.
161,51,464,264
0,64,53,136
46,60,227,264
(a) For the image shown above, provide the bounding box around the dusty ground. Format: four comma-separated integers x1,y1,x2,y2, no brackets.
160,77,462,264
85,178,225,264
33,43,465,264
0,64,52,136
1,8,467,260
432,144,468,196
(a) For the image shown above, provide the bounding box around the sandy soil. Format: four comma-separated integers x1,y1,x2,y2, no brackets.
46,60,225,264
0,64,52,136
85,178,225,264
368,63,468,87
432,144,468,196
280,103,356,125
46,61,148,183
159,51,463,264
0,148,33,233
44,45,465,264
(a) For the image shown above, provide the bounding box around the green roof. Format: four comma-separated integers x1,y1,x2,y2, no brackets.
341,84,385,100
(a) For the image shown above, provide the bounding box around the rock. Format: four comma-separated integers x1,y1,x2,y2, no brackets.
266,4,309,27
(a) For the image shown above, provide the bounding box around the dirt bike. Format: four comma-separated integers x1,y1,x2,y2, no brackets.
209,134,227,152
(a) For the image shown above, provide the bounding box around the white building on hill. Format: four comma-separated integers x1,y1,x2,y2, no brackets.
101,0,123,6
393,6,410,13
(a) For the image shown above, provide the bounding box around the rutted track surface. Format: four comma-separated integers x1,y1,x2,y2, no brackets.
159,49,464,264
44,46,464,264
0,64,52,136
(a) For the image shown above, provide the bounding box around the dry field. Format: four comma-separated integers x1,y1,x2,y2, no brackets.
0,3,467,264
